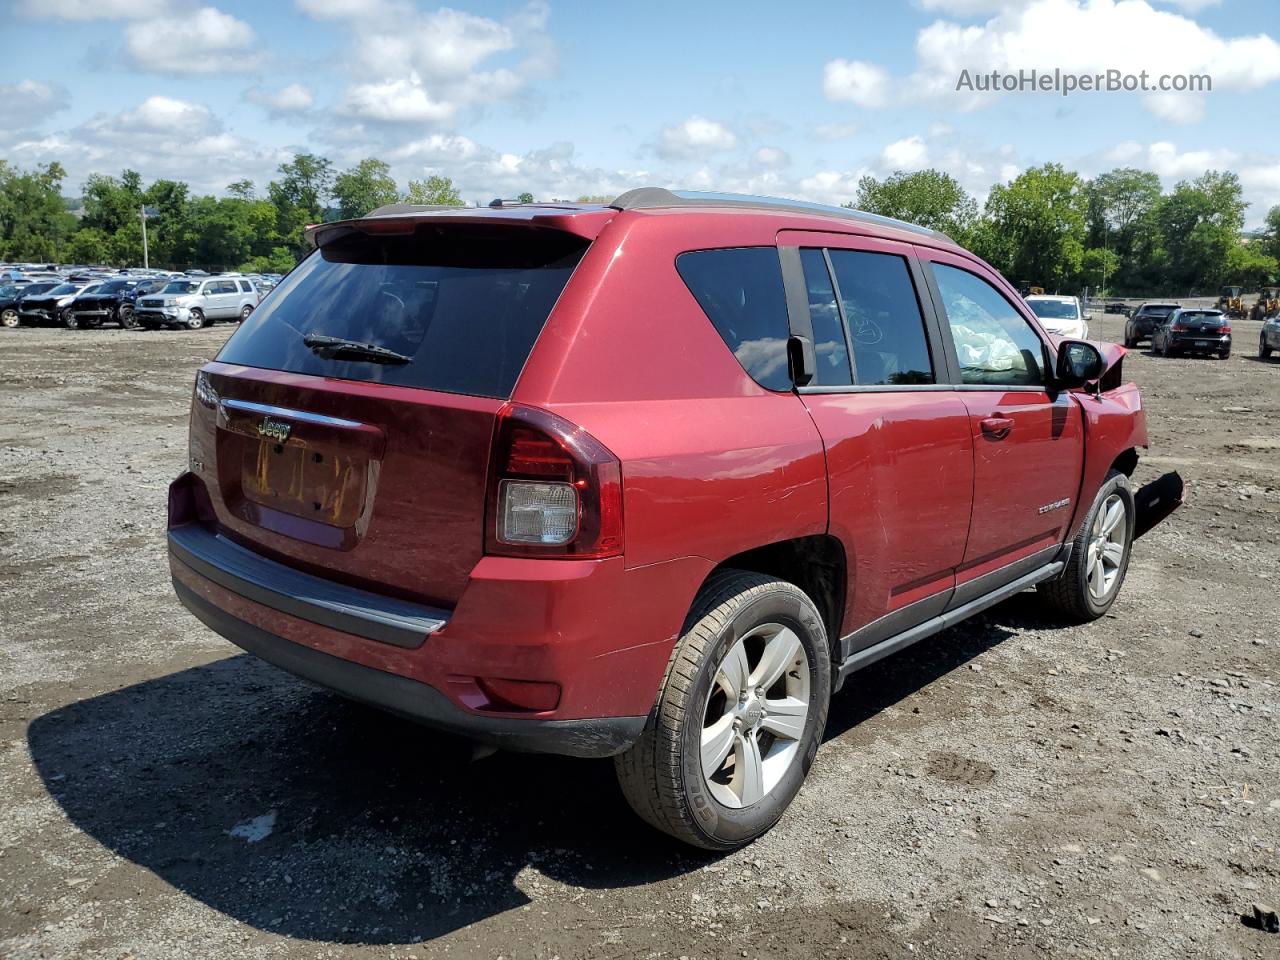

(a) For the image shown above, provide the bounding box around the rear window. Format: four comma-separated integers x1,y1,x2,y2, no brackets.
675,247,791,391
217,226,588,399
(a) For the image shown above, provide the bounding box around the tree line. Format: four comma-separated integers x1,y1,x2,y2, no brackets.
0,155,467,274
852,165,1280,295
2,152,1278,294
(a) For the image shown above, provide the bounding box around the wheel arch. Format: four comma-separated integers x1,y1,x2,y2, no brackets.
700,535,847,666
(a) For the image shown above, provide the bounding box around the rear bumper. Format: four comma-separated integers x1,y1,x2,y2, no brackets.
1169,334,1230,350
167,472,709,758
173,578,646,758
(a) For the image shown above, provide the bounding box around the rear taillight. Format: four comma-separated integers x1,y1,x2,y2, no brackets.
1220,325,1232,334
485,404,623,559
1170,323,1184,332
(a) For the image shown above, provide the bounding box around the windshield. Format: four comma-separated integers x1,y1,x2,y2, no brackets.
1141,305,1177,316
48,283,79,296
97,280,131,293
81,284,103,295
1027,299,1079,320
22,282,57,295
161,281,200,295
218,226,588,398
0,285,16,298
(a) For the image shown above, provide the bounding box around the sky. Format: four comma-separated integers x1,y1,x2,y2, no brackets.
2,0,1279,225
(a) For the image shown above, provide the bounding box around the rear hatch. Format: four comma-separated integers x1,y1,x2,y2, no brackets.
191,217,597,608
1178,313,1225,334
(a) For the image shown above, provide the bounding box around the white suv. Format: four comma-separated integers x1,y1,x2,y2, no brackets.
134,277,260,330
1025,294,1089,340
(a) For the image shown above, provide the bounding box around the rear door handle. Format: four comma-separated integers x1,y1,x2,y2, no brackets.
980,416,1014,440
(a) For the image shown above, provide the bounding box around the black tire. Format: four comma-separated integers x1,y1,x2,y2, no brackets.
239,304,253,322
62,310,80,330
1261,334,1272,359
1037,469,1135,623
1219,349,1230,360
118,305,137,329
184,308,205,330
0,307,17,328
615,570,831,851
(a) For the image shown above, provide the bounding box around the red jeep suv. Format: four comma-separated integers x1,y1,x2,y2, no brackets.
169,188,1160,849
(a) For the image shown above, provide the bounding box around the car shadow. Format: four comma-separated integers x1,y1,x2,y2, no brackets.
28,595,1037,945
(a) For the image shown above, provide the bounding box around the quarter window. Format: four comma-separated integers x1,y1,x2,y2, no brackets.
827,250,935,386
676,247,792,391
932,263,1045,387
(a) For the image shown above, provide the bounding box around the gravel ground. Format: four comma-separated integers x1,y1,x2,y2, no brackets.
2,311,1278,960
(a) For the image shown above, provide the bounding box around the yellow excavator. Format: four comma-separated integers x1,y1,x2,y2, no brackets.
1216,285,1246,319
1250,287,1280,321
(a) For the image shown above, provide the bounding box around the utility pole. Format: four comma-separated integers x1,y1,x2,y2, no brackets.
140,204,149,269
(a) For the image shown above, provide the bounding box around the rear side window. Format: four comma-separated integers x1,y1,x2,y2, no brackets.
238,280,253,293
217,226,588,399
827,250,935,386
933,263,1044,387
676,247,791,392
799,249,852,386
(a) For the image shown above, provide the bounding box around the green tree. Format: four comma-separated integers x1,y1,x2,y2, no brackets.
267,153,334,255
0,161,79,261
81,169,145,235
516,191,535,203
404,175,463,205
64,227,112,265
977,163,1087,290
1080,247,1120,293
332,158,399,220
1260,205,1280,263
227,179,256,200
1224,241,1277,288
1157,171,1247,291
850,169,978,241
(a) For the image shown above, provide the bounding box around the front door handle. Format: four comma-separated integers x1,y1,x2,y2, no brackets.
980,416,1014,440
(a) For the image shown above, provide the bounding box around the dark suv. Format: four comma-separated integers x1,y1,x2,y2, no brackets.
169,189,1171,849
1123,301,1180,347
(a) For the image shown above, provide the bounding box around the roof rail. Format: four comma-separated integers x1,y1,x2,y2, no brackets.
608,187,953,242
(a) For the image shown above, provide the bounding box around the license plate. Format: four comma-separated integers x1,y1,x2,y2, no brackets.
1195,340,1208,347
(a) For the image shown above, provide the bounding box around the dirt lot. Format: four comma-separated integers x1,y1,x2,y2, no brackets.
2,311,1278,960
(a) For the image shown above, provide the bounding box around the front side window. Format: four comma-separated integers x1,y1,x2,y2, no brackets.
933,263,1045,387
676,247,791,391
828,250,935,386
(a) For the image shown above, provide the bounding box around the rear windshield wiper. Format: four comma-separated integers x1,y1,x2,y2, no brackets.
302,334,412,365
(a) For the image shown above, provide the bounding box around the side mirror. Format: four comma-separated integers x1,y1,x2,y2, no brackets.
1056,340,1104,387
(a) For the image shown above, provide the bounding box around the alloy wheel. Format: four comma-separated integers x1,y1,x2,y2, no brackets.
701,623,811,809
1086,493,1126,602
0,308,17,328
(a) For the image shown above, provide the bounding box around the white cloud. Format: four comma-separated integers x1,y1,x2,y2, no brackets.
339,77,456,123
294,0,393,16
315,1,552,127
0,80,70,131
814,122,858,141
882,135,930,170
833,0,1280,121
245,83,314,114
9,96,287,195
125,7,262,75
101,96,218,136
656,116,738,161
14,0,172,18
823,59,891,107
754,147,791,169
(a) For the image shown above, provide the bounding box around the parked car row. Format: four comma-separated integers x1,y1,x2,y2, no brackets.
0,266,279,331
